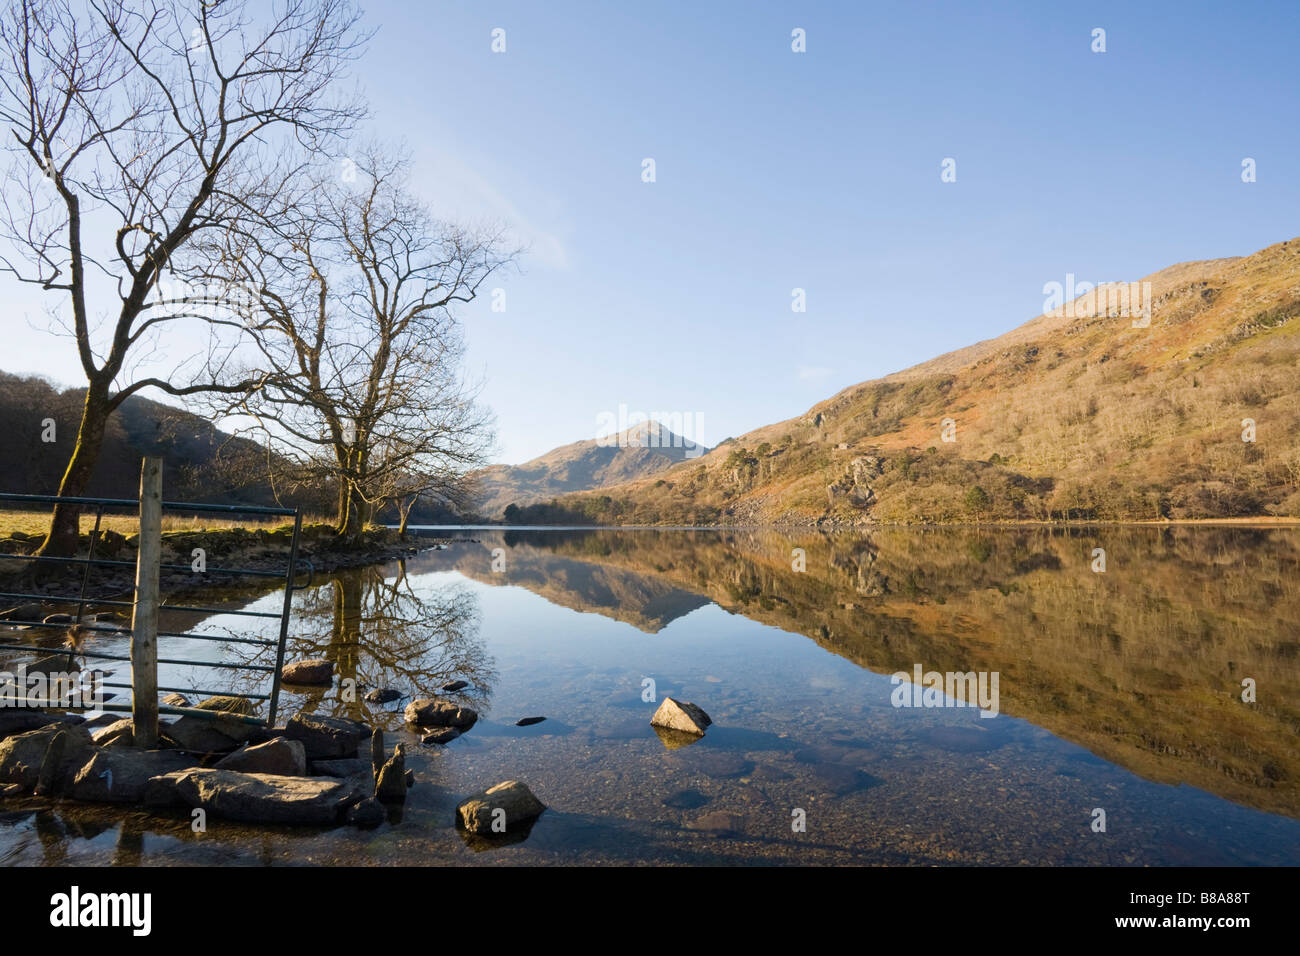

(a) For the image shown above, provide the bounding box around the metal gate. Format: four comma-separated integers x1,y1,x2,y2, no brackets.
0,490,312,729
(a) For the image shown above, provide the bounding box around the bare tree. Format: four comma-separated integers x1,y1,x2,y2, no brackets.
215,146,515,537
0,0,367,555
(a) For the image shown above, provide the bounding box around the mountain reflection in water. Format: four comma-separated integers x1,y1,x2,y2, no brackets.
2,526,1297,867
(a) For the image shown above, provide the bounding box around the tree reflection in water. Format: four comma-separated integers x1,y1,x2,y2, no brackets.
223,561,495,729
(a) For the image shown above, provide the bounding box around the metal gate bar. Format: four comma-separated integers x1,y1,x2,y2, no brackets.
0,491,312,729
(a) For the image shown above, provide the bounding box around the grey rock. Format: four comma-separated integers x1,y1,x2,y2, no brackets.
284,713,362,760
70,748,195,803
34,730,69,796
370,728,385,782
310,757,371,778
0,723,94,791
363,687,402,704
405,698,477,729
150,768,358,825
162,714,254,753
0,711,84,740
214,737,307,776
650,697,712,736
90,718,135,748
440,680,469,692
374,743,406,802
280,658,334,686
515,716,546,726
456,780,546,834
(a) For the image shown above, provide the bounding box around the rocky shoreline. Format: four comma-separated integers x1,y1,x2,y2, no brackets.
0,524,468,609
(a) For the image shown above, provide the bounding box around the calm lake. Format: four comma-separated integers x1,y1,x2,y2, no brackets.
3,527,1299,866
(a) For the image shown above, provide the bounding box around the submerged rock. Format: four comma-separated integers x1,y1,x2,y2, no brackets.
650,698,712,736
440,680,469,692
456,780,546,834
281,658,334,686
421,727,461,746
214,737,307,776
405,699,477,729
663,788,711,810
688,810,744,835
364,687,402,704
347,796,385,828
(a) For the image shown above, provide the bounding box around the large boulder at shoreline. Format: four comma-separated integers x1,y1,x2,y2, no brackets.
162,713,255,753
0,723,94,792
70,748,195,803
281,659,334,686
650,697,712,736
405,698,477,729
214,737,307,776
284,713,363,759
456,780,546,834
145,768,359,825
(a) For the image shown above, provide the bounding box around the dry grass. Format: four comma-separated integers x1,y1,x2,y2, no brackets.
0,509,324,539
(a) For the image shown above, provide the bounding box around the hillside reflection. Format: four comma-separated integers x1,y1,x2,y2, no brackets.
422,526,1300,818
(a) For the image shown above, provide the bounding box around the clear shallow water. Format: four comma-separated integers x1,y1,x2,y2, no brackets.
3,527,1299,866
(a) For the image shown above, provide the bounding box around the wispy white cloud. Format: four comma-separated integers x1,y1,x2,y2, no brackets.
414,145,571,270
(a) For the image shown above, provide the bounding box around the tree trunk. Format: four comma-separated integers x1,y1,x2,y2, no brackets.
334,481,351,536
38,381,111,557
338,487,370,539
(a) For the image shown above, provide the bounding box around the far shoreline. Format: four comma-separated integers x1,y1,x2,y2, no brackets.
405,516,1300,532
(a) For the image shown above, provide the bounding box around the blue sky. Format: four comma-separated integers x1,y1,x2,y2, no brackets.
6,0,1298,463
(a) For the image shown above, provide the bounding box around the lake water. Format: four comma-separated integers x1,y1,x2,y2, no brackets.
3,527,1299,866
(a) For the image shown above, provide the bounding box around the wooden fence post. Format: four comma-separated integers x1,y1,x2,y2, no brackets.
130,457,162,748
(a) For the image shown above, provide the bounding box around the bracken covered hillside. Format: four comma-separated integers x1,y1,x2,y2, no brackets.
551,238,1300,525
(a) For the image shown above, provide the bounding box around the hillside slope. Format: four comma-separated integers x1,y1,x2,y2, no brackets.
471,420,707,519
546,238,1300,525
